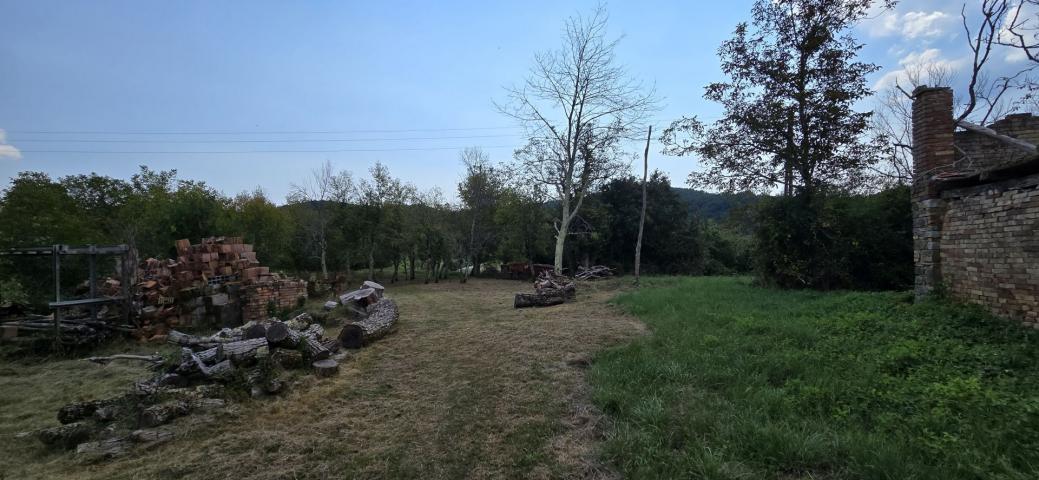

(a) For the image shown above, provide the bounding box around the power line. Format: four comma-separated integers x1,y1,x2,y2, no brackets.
11,134,522,144
6,126,519,135
17,145,519,154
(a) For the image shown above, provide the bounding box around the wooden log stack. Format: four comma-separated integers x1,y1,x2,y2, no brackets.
515,271,577,308
575,265,615,280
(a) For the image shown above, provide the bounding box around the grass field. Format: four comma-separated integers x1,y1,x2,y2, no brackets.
0,278,643,479
592,277,1039,479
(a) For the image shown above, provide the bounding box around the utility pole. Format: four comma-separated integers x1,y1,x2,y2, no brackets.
634,125,651,287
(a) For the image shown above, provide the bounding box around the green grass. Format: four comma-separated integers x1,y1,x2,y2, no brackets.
592,276,1039,479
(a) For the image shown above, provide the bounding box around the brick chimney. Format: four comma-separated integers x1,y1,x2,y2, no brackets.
911,86,954,300
911,86,955,198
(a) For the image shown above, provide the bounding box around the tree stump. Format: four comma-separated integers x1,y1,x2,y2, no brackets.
243,323,267,340
312,359,339,378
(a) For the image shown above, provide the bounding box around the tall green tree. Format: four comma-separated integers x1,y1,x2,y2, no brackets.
662,0,886,198
457,147,506,281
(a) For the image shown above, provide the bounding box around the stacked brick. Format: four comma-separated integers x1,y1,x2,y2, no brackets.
940,180,1039,326
133,237,307,340
240,279,308,323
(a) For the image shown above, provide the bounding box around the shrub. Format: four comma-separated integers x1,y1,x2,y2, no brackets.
753,186,911,290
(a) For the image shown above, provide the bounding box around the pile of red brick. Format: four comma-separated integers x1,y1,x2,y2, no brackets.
133,237,307,341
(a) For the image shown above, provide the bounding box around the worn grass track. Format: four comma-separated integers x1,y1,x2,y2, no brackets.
0,278,642,479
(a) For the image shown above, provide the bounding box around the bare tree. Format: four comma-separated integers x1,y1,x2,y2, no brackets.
499,5,656,273
287,160,352,279
1000,1,1039,63
871,65,952,186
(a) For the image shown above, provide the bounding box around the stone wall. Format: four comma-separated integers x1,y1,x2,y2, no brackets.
911,86,1039,324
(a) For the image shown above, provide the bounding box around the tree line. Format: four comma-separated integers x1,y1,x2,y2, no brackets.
0,158,757,308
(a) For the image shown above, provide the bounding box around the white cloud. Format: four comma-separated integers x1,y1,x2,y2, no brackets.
873,48,966,91
865,10,955,39
999,1,1039,62
0,130,22,160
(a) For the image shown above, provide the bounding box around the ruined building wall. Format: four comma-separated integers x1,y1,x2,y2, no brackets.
912,87,1039,325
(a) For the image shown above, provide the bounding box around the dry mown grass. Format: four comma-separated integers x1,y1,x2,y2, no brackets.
0,278,643,479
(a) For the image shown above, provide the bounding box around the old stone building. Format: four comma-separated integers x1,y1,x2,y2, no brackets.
912,86,1039,325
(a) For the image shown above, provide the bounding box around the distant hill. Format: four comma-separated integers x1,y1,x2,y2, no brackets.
672,188,761,221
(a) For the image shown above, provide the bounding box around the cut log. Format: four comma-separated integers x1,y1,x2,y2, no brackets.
284,313,313,331
58,400,106,424
312,359,339,377
362,280,385,298
84,354,164,366
514,292,565,308
265,321,290,345
321,338,340,353
75,437,130,459
338,298,398,349
273,349,305,369
302,323,324,339
244,323,267,340
303,336,330,361
204,359,235,380
37,422,93,449
339,288,378,308
222,337,269,364
139,400,190,428
196,344,224,364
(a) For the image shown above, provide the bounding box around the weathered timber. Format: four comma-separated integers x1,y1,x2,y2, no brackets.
196,344,224,364
302,323,324,339
362,280,385,298
303,336,330,361
338,298,398,349
204,359,234,380
339,288,378,308
265,321,290,345
58,400,108,424
312,359,339,377
284,313,312,331
514,292,565,308
139,400,190,428
75,437,130,459
222,337,269,364
244,323,267,340
273,349,305,368
37,422,93,449
84,354,164,366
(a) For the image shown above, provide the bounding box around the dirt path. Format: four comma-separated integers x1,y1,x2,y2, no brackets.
3,278,643,480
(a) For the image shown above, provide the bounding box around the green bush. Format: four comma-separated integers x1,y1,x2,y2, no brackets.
753,186,911,290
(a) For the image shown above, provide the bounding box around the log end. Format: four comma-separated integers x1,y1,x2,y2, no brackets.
337,324,364,349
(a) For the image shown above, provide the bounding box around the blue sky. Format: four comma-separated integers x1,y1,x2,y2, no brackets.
0,0,1031,202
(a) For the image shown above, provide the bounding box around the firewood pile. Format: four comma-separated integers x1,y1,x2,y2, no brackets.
575,265,615,280
1,314,133,345
514,271,576,308
132,236,307,341
22,312,344,460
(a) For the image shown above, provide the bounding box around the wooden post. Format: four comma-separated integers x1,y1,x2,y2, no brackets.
88,245,97,320
634,126,651,287
53,245,61,347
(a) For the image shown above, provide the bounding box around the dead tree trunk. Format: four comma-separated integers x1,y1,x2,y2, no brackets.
514,292,565,308
634,125,651,287
338,298,399,348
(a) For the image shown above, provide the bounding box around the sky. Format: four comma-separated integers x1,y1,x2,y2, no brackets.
0,0,1032,203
